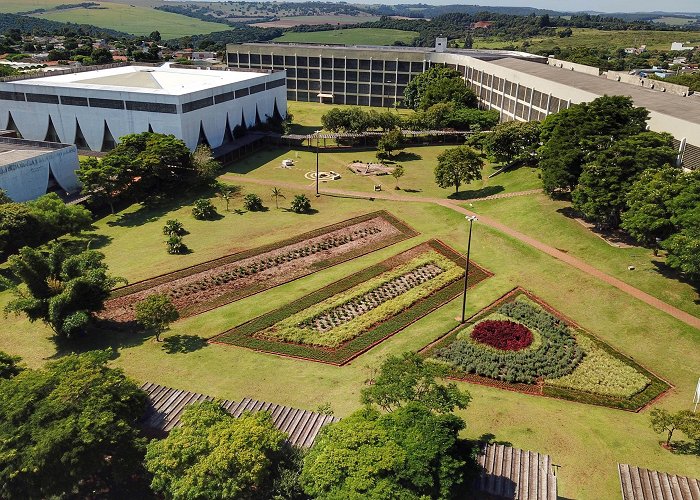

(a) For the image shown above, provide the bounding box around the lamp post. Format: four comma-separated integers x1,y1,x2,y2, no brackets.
315,132,320,197
460,215,478,324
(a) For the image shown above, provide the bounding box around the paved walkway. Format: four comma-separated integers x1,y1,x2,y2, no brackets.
221,175,700,330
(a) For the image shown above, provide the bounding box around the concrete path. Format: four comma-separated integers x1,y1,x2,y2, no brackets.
221,175,700,330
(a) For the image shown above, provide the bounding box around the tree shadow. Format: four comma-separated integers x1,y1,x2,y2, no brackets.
48,319,151,360
223,147,291,175
402,188,422,193
671,439,700,456
448,185,505,200
161,334,208,354
62,234,113,253
282,208,319,215
392,151,422,162
477,433,513,447
651,261,700,298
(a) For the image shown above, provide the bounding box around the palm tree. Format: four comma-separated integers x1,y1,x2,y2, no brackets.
271,187,285,209
216,182,240,212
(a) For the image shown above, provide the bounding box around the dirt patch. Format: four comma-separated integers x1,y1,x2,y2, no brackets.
348,162,394,176
101,212,416,322
573,217,636,248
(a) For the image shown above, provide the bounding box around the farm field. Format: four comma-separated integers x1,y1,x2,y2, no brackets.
273,28,419,46
473,27,700,52
468,193,700,318
252,15,380,28
26,2,230,38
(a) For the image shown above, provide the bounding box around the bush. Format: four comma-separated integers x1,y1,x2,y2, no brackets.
471,320,533,351
243,193,264,211
166,235,188,254
162,219,186,236
191,198,217,220
290,194,312,214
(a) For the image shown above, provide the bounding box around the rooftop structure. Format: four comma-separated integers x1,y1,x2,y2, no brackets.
618,463,700,500
0,64,287,152
0,136,79,202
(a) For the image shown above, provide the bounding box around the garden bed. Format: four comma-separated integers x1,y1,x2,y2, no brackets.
100,211,418,322
421,288,671,411
210,240,492,365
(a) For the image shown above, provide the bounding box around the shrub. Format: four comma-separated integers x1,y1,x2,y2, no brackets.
471,320,533,351
290,194,312,214
192,198,217,220
162,219,185,236
166,235,188,254
243,193,264,211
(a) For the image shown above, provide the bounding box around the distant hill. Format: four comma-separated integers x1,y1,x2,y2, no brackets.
0,12,130,38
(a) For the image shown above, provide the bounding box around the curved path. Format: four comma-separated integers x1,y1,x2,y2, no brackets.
221,175,700,330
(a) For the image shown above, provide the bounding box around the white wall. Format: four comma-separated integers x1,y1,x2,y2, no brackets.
0,145,79,202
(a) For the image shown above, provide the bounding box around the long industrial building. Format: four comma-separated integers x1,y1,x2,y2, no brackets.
226,40,700,169
0,64,287,152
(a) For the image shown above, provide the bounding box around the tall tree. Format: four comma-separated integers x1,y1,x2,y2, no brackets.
77,155,131,214
1,244,124,338
377,129,405,159
419,77,478,110
403,66,463,110
27,192,92,240
361,352,471,414
434,146,484,194
145,401,287,499
571,132,677,228
486,120,541,165
300,404,469,499
135,293,179,342
0,350,147,498
538,96,649,195
650,408,700,448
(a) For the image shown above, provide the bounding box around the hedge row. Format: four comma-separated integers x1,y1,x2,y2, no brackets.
211,240,492,365
111,210,419,299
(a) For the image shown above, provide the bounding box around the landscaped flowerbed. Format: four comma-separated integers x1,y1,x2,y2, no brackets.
100,211,418,322
422,288,671,411
210,240,492,365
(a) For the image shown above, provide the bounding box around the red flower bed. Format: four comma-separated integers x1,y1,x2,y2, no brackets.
471,320,533,351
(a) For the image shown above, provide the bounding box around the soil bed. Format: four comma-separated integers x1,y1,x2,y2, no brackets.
101,211,417,322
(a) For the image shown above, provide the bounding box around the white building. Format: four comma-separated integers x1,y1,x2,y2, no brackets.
671,42,695,51
0,64,287,152
0,136,79,202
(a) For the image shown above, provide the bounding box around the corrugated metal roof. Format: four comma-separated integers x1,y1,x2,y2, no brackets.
619,463,700,500
474,443,558,500
140,382,338,447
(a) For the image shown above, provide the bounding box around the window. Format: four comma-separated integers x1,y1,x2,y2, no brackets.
309,80,320,90
238,53,249,64
321,81,332,92
397,61,409,72
181,96,212,113
250,54,260,65
266,78,286,89
286,68,296,77
358,95,369,105
333,58,345,68
321,57,332,68
126,101,177,113
345,94,357,105
285,55,295,65
287,90,295,100
371,84,382,95
273,55,283,65
359,59,370,70
235,88,249,98
333,70,344,80
214,92,235,104
346,83,357,93
261,54,271,65
60,95,88,106
227,53,238,64
371,72,383,83
322,69,332,80
308,69,320,79
410,61,423,72
249,83,265,94
370,96,382,106
89,98,124,110
333,82,344,92
346,58,358,69
371,60,383,71
297,80,308,90
0,91,24,101
287,79,297,89
297,91,309,102
297,68,308,78
296,56,307,66
385,60,396,72
383,85,396,96
397,73,409,84
358,83,370,94
308,56,319,67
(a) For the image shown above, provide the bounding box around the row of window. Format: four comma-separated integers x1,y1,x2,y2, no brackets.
229,53,426,73
288,80,405,96
283,69,412,84
0,78,286,115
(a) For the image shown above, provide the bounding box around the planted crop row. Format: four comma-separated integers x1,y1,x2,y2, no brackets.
212,241,493,364
168,227,381,300
110,210,418,299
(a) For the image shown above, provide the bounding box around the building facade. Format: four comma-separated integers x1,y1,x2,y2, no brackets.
226,41,700,169
0,64,287,152
0,136,79,202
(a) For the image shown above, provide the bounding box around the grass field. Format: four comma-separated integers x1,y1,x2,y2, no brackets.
273,28,419,46
252,15,380,28
473,27,700,52
22,2,230,38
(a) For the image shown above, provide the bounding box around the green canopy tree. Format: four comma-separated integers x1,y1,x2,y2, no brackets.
77,155,132,214
572,132,677,228
434,146,484,194
486,120,541,165
538,95,649,195
0,350,147,498
1,244,124,338
27,192,92,240
361,352,471,414
419,77,478,111
377,129,405,159
145,401,287,499
650,408,700,448
0,202,43,258
300,403,469,499
403,66,463,110
135,293,179,342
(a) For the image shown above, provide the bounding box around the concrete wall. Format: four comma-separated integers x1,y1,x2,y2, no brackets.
547,58,601,76
605,71,691,96
0,144,79,202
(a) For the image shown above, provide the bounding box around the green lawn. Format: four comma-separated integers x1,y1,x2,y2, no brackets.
469,193,700,318
221,145,540,200
273,28,419,46
1,181,698,499
28,2,230,38
473,27,700,52
287,101,414,136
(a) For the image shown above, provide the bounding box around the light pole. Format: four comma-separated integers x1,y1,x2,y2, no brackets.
315,132,320,197
460,215,478,324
